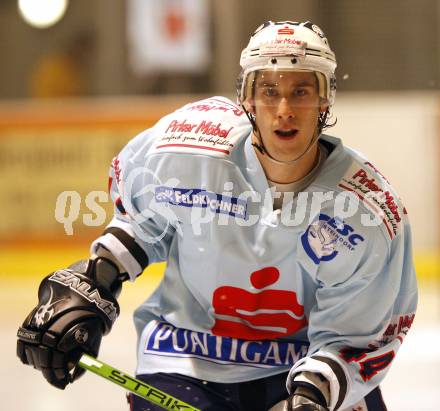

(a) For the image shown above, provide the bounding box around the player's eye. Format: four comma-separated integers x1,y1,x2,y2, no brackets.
262,87,278,97
294,88,309,97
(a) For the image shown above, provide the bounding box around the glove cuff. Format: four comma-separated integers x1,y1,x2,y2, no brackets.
290,381,328,409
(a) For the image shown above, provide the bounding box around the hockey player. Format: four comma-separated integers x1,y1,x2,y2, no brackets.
17,21,417,411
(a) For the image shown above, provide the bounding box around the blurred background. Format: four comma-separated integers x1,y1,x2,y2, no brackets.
1,0,439,410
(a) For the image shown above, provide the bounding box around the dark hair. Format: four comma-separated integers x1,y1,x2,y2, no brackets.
318,108,337,134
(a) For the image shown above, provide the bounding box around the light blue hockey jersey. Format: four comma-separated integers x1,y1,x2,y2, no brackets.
92,96,417,410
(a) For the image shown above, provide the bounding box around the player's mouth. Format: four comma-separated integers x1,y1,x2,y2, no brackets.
274,128,298,139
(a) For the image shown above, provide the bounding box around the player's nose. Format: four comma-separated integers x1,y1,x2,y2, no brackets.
276,97,295,120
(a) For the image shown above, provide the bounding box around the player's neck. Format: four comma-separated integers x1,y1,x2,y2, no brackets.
255,141,320,184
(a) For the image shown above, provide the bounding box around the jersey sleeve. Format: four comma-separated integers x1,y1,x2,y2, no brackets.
290,208,418,410
91,128,176,281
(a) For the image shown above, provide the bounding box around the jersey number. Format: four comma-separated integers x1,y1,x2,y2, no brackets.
359,352,395,381
340,347,395,382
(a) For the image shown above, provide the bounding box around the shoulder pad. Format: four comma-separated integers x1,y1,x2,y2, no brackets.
148,96,252,158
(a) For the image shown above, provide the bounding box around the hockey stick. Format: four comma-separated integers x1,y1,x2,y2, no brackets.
78,354,201,411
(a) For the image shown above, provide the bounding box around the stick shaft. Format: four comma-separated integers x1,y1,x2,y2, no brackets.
78,354,201,411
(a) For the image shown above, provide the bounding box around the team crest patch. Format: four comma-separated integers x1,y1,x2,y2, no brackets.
301,214,365,264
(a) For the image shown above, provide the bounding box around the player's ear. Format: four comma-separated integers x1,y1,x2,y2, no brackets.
319,98,329,113
243,98,256,114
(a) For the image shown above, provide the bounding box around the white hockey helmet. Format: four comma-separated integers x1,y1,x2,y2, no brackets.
238,21,337,106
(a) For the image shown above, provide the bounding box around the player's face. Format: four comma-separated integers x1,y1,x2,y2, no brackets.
251,70,326,162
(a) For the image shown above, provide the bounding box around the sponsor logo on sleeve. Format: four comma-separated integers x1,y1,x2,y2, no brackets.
180,97,245,117
155,117,237,155
165,119,234,138
338,163,403,239
380,313,415,345
301,213,365,264
154,99,250,155
155,186,247,220
111,157,122,184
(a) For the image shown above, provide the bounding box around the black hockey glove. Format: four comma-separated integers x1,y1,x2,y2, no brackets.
17,258,120,389
286,384,329,411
